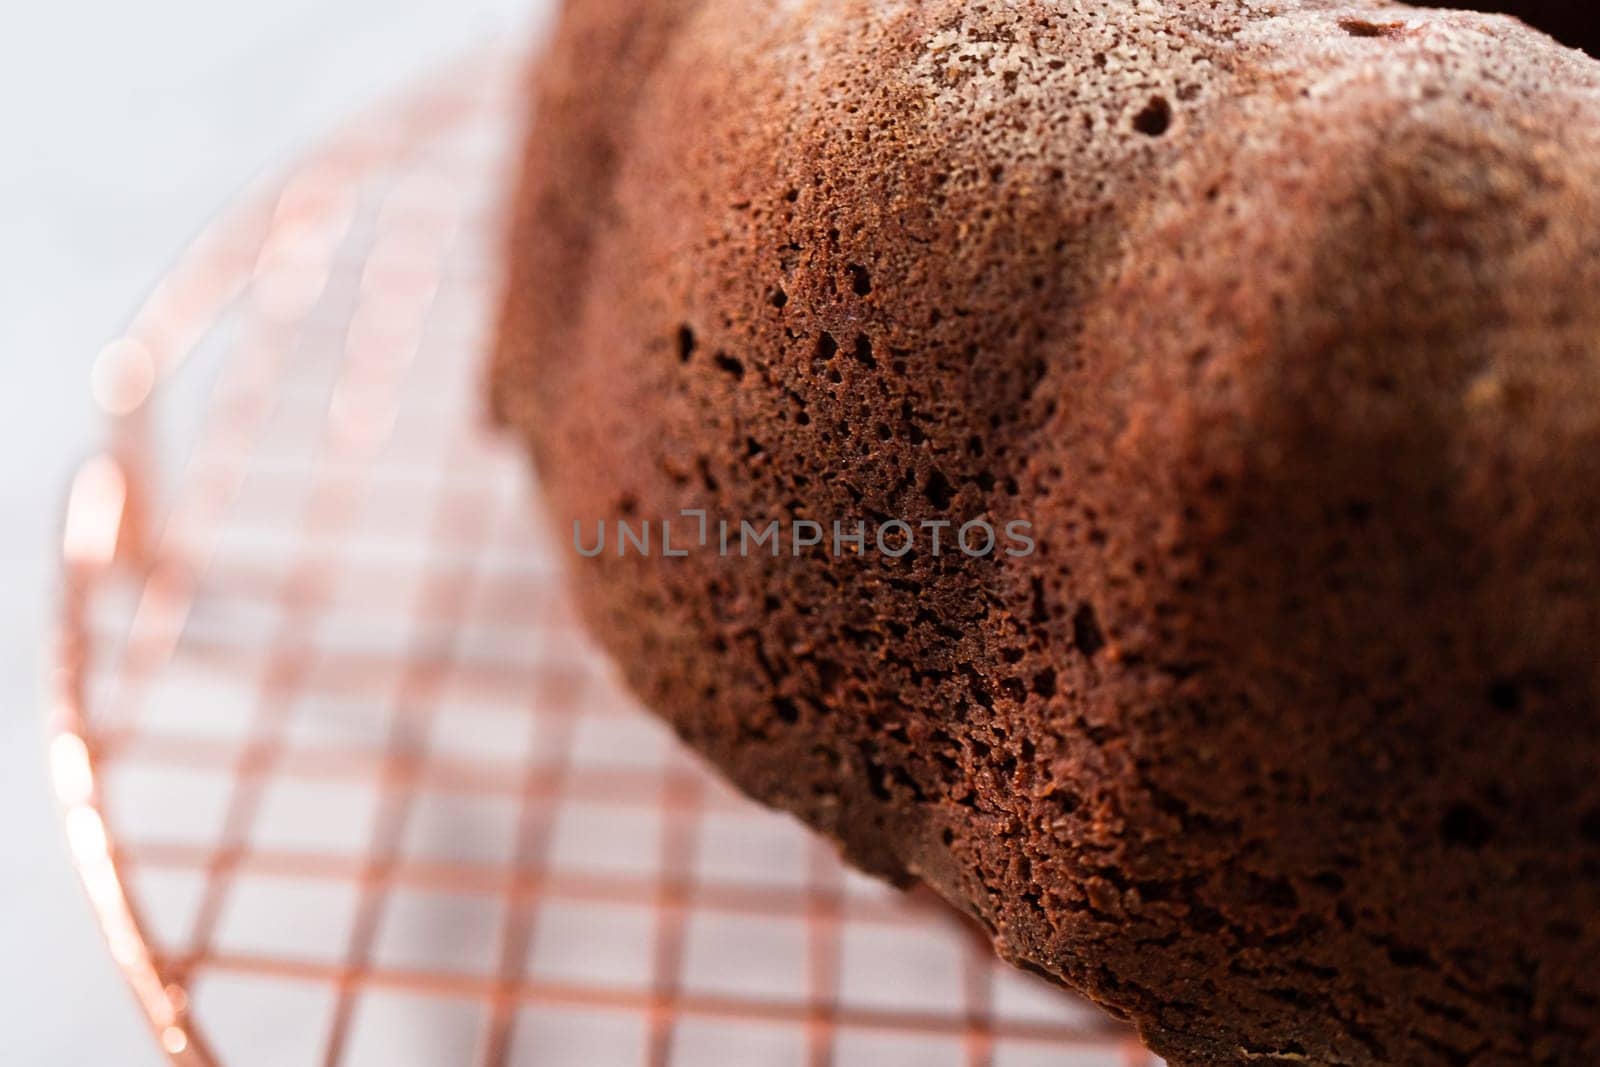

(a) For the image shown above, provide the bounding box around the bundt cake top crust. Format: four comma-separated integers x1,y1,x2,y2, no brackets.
493,2,1600,1064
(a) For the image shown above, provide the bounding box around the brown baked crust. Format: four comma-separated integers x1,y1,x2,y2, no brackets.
491,2,1600,1063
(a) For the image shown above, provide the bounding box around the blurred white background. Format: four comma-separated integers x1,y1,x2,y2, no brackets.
0,1,547,1061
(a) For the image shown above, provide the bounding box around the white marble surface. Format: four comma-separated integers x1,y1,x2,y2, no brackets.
0,2,546,1062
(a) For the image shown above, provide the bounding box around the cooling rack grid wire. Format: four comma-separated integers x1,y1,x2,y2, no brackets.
48,47,1164,1067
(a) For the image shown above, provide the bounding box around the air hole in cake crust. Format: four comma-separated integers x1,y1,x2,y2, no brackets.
676,324,697,362
1385,942,1432,968
713,353,745,380
1486,678,1523,713
1339,18,1407,38
1072,603,1106,656
847,263,872,295
1132,95,1172,136
1312,871,1346,893
1439,803,1496,848
851,334,876,368
1579,806,1600,845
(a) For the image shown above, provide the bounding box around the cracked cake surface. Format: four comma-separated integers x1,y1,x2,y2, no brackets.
491,2,1600,1063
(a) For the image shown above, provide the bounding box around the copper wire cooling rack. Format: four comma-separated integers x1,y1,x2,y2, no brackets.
47,48,1162,1067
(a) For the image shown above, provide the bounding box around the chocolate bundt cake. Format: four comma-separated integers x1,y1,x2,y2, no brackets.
491,2,1600,1063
